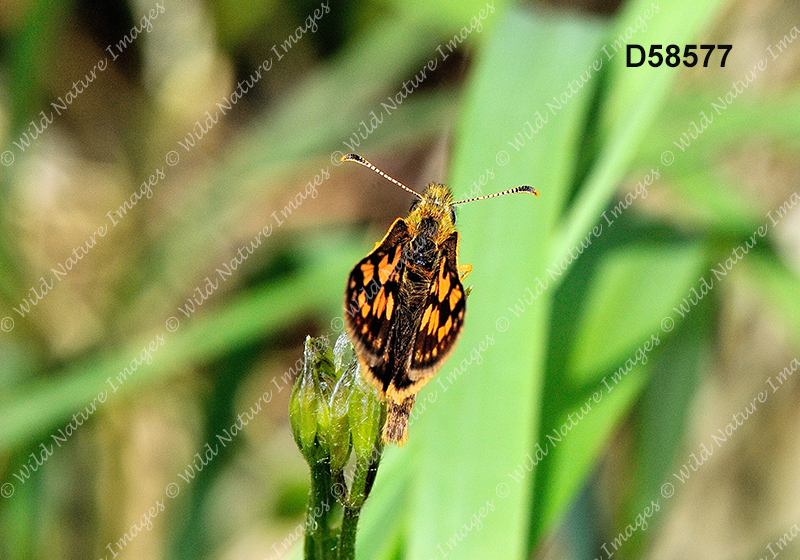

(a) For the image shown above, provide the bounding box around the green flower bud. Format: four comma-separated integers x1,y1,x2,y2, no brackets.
289,336,336,461
329,333,359,474
328,363,354,475
334,331,356,372
288,371,304,448
348,362,385,464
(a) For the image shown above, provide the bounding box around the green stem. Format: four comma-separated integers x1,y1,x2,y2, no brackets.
338,507,360,560
305,455,335,560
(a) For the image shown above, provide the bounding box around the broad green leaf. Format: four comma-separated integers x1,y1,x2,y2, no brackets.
568,243,706,383
354,447,409,560
407,8,606,559
622,302,709,556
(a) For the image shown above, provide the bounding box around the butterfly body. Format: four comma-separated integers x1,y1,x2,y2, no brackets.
340,153,537,445
345,184,466,444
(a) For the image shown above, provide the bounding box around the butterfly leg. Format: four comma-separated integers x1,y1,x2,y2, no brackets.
458,264,472,281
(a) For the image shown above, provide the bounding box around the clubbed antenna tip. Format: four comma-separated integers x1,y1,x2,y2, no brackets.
452,184,540,205
340,153,421,199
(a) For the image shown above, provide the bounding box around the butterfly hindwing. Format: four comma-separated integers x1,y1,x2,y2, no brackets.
409,231,465,381
344,218,409,381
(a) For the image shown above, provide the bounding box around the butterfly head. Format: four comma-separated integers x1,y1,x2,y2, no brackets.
407,183,456,243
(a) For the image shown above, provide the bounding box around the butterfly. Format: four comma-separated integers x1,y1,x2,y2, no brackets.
341,154,538,445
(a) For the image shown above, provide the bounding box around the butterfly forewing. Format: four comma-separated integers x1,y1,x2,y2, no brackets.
409,232,466,381
344,218,409,375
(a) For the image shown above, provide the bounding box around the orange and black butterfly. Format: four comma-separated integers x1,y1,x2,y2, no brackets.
341,154,538,445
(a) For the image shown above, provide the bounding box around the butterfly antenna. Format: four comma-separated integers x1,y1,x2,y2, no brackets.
341,154,422,199
452,185,539,205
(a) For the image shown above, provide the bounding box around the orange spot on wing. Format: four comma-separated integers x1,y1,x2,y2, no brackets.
385,292,395,320
420,305,432,331
360,263,374,285
449,286,462,309
428,308,440,335
378,248,401,285
374,288,386,317
378,254,390,283
437,316,452,342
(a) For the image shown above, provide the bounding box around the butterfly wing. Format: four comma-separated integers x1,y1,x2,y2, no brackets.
344,218,410,390
407,231,466,383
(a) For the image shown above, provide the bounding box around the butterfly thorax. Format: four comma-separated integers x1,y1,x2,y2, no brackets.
399,184,455,296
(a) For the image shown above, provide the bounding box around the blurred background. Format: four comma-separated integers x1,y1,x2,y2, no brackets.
0,0,799,559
